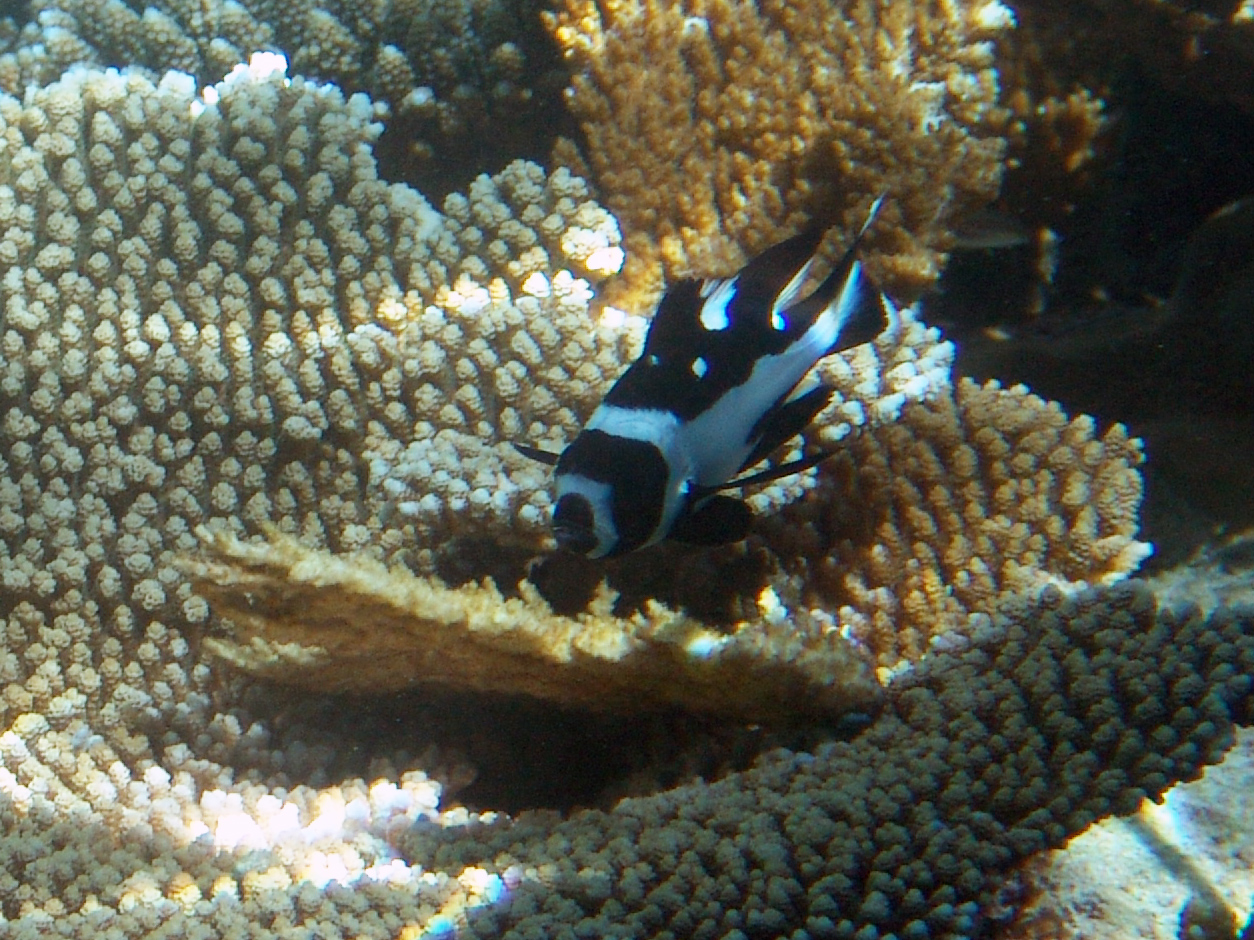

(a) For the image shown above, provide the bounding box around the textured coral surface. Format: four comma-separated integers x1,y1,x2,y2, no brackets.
403,584,1254,939
763,378,1150,673
184,528,881,723
0,3,1240,935
547,0,1011,306
1001,727,1254,939
188,372,1150,717
0,0,569,193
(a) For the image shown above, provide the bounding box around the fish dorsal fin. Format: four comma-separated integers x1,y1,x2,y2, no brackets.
641,221,833,362
607,197,886,422
715,225,829,331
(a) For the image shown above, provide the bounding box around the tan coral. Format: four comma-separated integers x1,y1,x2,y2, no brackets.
0,55,640,583
0,42,1175,940
0,56,627,934
545,0,1012,308
184,527,881,723
399,585,1254,940
0,53,953,741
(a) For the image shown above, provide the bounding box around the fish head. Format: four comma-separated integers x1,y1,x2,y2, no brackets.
551,488,611,557
551,423,683,558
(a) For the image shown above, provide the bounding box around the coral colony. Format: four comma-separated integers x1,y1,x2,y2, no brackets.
0,0,1244,937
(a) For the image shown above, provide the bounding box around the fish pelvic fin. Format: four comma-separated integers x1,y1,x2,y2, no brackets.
513,442,561,466
668,494,753,546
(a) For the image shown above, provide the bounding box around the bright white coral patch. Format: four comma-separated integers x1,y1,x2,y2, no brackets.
221,50,291,90
583,245,625,275
975,1,1016,29
186,774,440,887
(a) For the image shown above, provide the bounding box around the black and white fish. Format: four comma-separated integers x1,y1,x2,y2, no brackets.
518,198,888,558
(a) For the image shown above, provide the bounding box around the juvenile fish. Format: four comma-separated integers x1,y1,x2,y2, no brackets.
519,198,888,558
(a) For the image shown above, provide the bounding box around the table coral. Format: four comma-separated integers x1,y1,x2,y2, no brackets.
0,53,635,929
545,0,1012,308
1,562,1252,938
0,40,1237,940
0,37,1149,736
0,50,975,735
187,370,1151,720
402,583,1254,939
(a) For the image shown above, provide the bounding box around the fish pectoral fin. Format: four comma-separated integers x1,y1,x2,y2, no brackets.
741,384,834,471
668,495,753,546
513,442,561,466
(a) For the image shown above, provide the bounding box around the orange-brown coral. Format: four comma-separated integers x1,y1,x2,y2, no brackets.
762,378,1150,673
993,0,1254,238
1005,0,1254,116
545,0,1012,308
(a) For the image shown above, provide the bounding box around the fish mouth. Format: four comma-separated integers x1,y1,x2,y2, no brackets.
554,523,600,557
553,491,605,557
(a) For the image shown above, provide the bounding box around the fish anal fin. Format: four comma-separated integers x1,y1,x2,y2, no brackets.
669,495,753,546
742,384,834,471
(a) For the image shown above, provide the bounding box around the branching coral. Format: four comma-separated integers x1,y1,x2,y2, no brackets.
1003,0,1254,117
544,0,1012,307
762,377,1150,674
0,53,981,737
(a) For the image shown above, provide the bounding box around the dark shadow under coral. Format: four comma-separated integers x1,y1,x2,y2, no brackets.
227,679,870,815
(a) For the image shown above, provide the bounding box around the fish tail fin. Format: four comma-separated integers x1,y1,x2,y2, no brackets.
808,195,888,353
826,263,887,352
